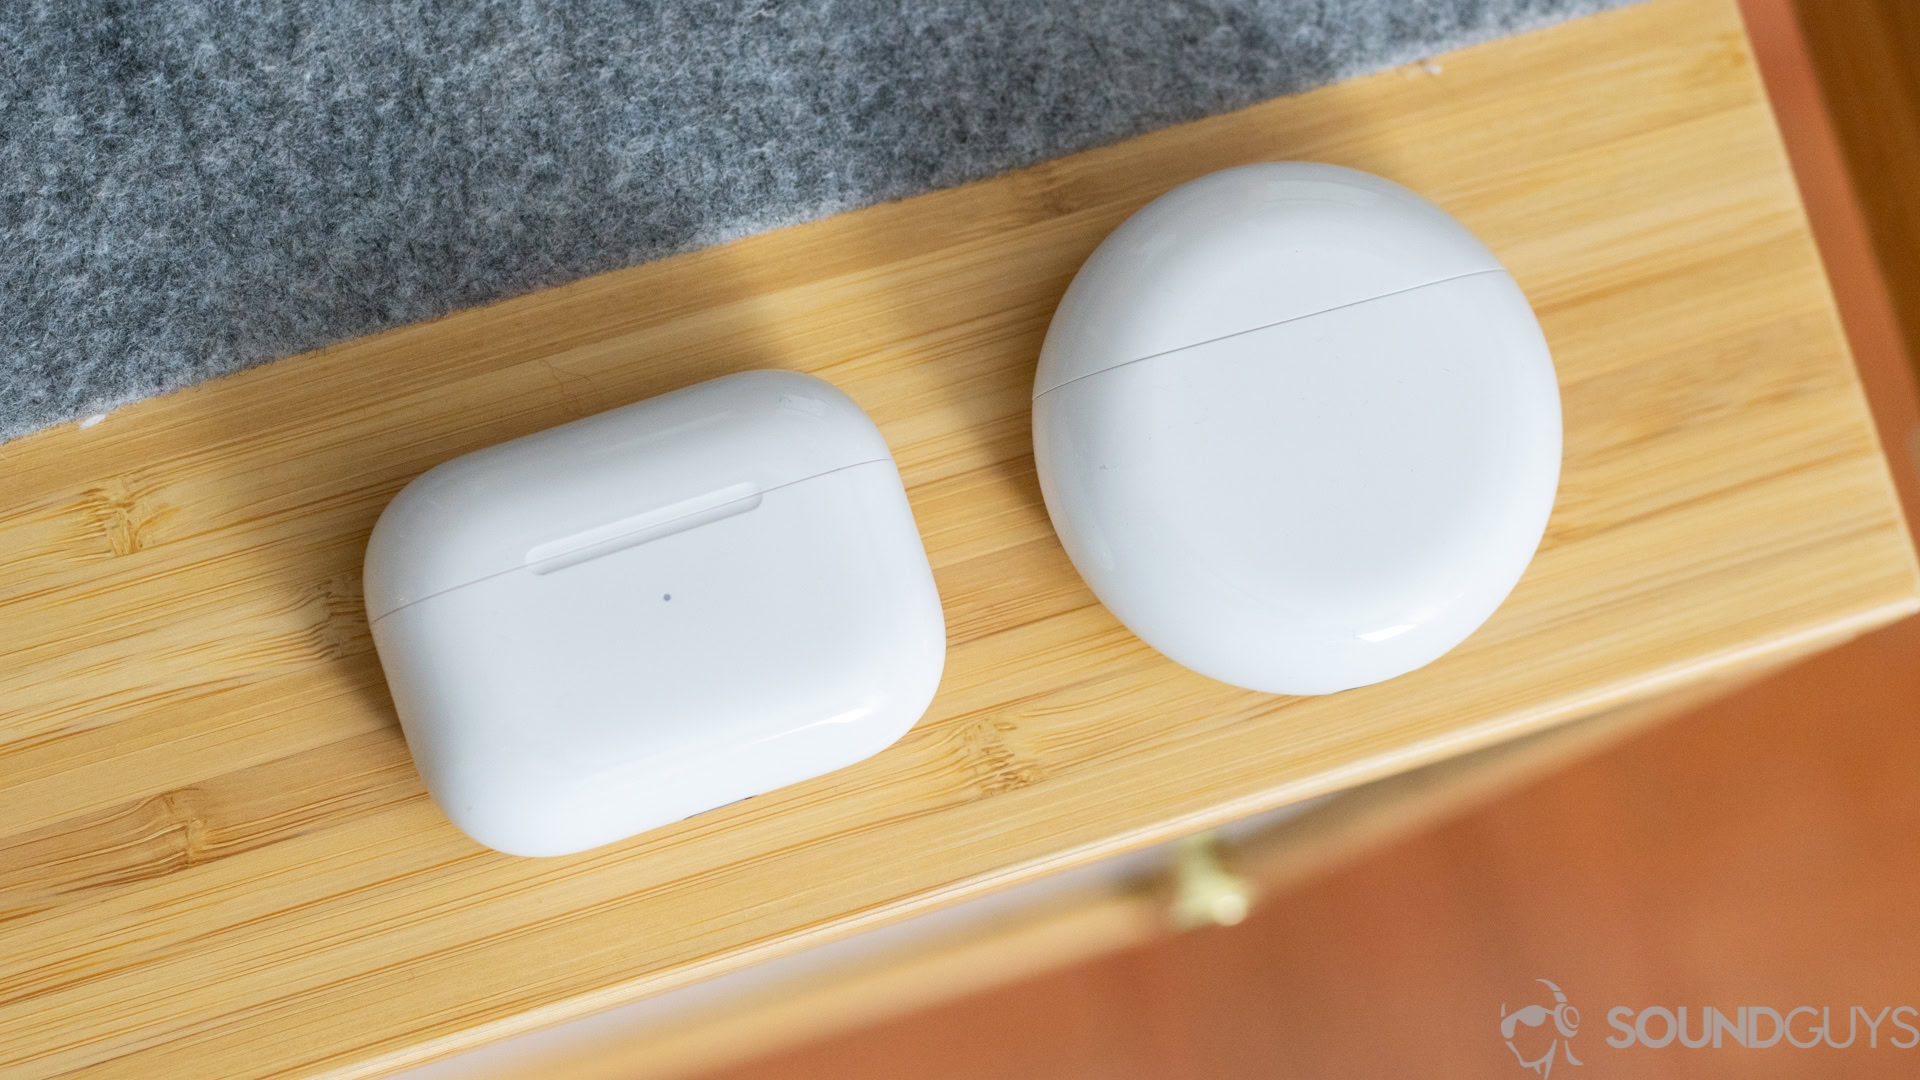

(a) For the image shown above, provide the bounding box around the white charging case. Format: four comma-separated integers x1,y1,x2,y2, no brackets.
364,370,946,856
1033,163,1561,695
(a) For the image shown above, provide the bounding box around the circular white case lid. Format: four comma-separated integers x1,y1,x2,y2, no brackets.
1032,164,1561,695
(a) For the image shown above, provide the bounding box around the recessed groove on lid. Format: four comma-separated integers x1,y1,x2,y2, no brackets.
526,481,761,571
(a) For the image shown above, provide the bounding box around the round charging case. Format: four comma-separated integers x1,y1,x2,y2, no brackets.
364,370,946,856
1032,163,1561,695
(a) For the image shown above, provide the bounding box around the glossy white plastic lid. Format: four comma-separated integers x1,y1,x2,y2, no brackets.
364,372,894,621
1035,163,1504,396
365,370,946,856
1033,163,1561,695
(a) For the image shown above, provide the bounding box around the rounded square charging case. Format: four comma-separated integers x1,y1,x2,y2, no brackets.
363,370,946,856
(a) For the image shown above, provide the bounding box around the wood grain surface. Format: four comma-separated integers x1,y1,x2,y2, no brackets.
443,678,1785,1080
1,0,1915,1077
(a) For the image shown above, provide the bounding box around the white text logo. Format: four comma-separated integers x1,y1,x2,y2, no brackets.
1604,1005,1919,1049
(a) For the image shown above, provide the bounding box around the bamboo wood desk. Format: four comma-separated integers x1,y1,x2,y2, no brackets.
3,0,1916,1075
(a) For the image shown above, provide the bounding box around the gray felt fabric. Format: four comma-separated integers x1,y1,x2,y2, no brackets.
1,0,1637,442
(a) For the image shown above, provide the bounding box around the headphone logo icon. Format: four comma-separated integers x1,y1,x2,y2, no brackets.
1501,978,1585,1078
